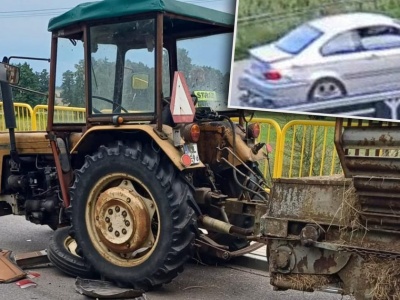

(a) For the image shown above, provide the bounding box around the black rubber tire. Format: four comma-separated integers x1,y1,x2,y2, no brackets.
307,77,346,102
69,141,197,290
47,226,98,279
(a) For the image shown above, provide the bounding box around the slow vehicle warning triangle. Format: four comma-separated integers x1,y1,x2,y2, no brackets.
170,71,195,123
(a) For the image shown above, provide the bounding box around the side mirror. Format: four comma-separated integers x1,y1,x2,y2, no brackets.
131,74,149,90
0,63,20,85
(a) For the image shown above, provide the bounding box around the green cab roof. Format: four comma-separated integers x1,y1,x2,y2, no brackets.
48,0,234,31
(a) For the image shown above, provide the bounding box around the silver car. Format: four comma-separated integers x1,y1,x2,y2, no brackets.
238,12,400,106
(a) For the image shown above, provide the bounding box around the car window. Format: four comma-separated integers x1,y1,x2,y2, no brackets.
321,31,361,56
275,24,323,55
359,26,400,50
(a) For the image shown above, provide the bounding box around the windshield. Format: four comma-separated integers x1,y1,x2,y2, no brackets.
177,33,233,111
275,24,323,55
90,18,156,115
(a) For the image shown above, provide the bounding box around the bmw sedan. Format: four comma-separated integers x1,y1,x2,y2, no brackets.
238,13,400,107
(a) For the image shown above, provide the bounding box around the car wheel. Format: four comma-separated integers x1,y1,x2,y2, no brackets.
48,226,98,279
69,141,197,290
308,78,346,101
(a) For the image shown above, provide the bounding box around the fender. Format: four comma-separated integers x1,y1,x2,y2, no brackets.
69,124,204,171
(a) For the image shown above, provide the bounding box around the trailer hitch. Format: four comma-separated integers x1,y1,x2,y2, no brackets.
195,237,265,261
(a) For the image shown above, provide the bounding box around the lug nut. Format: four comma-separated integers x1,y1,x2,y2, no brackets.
115,206,120,212
108,226,113,232
125,220,130,227
122,229,127,235
105,217,110,223
108,209,113,215
115,231,120,237
127,198,131,203
122,211,127,218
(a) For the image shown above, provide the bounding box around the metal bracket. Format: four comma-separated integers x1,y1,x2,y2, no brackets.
152,127,168,140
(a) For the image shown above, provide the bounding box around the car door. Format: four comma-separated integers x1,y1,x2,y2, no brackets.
316,29,390,96
358,25,400,92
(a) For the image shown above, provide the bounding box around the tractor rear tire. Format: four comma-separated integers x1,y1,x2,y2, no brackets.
69,141,197,290
48,226,98,279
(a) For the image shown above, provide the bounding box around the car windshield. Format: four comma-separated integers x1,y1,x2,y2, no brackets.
276,24,323,54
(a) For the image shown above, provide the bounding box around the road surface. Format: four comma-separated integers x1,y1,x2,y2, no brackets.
0,215,349,300
229,59,249,107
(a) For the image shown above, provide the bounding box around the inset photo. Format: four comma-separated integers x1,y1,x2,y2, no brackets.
229,0,400,121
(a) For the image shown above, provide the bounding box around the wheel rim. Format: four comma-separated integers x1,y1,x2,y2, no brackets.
64,235,79,257
313,81,342,100
85,173,159,267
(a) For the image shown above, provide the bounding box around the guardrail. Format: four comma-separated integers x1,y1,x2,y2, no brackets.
278,90,400,120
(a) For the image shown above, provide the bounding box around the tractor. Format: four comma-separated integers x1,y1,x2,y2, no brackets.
0,0,271,290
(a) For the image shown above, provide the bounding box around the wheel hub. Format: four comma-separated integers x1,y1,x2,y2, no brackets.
94,183,152,253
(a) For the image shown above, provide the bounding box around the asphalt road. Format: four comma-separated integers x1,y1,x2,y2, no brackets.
0,215,349,300
228,60,249,107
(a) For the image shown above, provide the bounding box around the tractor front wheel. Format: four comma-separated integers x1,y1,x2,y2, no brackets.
69,141,197,290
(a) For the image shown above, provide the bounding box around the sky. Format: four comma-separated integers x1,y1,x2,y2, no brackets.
1,0,236,75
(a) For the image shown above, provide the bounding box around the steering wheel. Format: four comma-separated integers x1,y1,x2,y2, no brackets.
92,95,129,113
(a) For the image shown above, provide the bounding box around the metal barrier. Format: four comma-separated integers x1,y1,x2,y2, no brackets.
276,120,342,178
33,105,86,130
0,102,34,131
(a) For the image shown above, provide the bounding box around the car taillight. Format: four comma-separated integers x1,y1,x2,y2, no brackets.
183,123,200,143
264,70,281,81
247,123,260,139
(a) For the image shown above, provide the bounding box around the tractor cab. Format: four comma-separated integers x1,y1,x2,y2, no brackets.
47,0,234,132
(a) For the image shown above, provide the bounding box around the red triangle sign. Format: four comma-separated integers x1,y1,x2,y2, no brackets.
170,71,195,123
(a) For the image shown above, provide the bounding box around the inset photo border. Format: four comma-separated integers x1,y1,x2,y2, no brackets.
228,0,400,121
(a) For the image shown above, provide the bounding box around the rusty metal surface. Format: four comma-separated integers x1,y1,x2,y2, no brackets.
269,241,352,275
344,156,400,177
196,121,266,167
223,198,267,235
269,177,350,224
354,175,400,192
94,181,154,254
336,255,368,299
260,216,288,238
342,126,400,148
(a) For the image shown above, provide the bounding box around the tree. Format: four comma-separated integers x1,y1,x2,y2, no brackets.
37,69,50,93
60,70,75,105
13,63,46,107
72,60,85,107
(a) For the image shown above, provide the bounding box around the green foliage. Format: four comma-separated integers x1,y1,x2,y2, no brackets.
60,47,230,110
60,70,76,106
235,0,400,60
60,61,85,107
13,63,48,107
